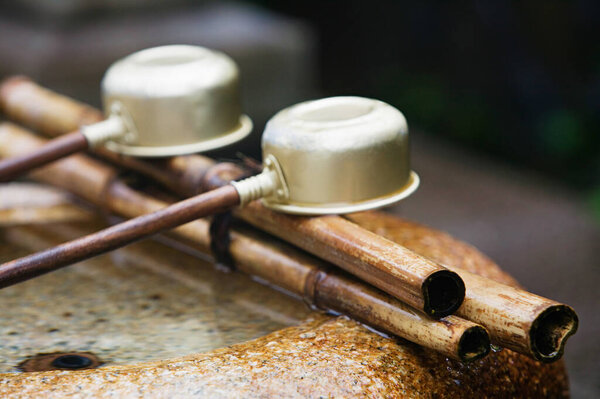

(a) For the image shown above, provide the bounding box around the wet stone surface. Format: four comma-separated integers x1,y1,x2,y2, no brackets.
0,221,312,373
0,184,570,397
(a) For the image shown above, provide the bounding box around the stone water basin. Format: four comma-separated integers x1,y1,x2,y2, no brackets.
0,183,570,397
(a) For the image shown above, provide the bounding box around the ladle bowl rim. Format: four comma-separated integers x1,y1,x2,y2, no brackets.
103,115,253,157
261,171,419,215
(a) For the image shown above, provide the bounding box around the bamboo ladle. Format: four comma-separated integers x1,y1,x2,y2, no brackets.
0,81,579,362
0,96,466,317
0,45,252,182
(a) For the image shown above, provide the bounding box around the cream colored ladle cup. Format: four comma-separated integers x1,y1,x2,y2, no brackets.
0,45,252,181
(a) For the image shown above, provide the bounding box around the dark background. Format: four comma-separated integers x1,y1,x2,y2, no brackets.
0,1,598,397
259,0,600,197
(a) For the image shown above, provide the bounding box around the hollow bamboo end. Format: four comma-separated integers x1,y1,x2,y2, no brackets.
530,304,578,363
423,270,465,318
458,325,490,363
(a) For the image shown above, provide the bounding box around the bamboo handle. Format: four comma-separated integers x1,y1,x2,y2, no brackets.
453,269,578,362
237,205,465,317
0,185,240,288
0,130,88,182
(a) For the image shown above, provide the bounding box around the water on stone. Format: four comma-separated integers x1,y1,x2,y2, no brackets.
0,219,312,373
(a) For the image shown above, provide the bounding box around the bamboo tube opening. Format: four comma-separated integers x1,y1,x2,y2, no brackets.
423,270,465,317
458,325,490,362
530,305,578,362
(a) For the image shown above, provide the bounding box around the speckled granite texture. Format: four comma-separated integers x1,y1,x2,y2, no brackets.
0,316,568,398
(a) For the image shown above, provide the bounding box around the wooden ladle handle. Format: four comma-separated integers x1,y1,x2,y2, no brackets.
0,185,240,289
0,130,88,182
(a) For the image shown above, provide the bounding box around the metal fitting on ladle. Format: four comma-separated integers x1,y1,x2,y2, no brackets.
231,155,289,207
80,103,136,148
